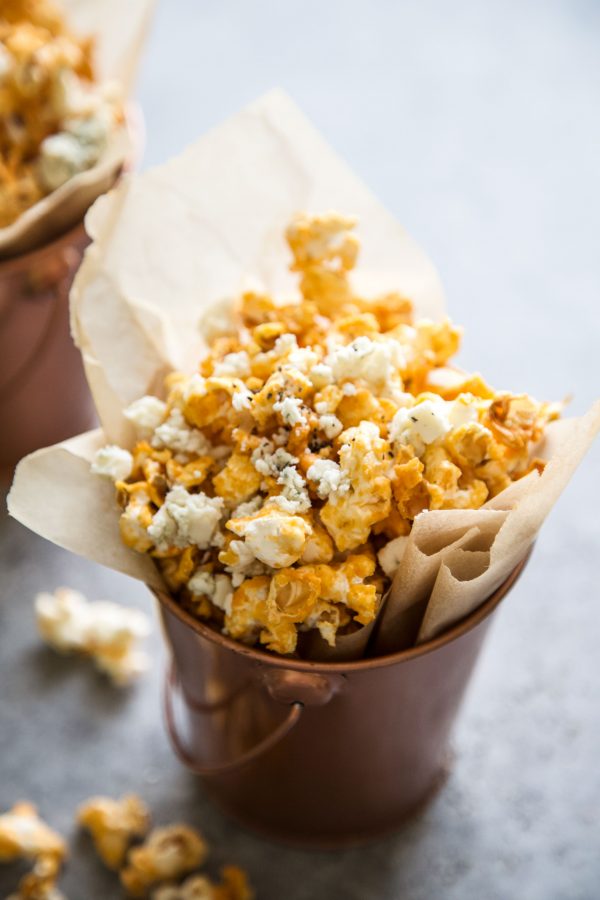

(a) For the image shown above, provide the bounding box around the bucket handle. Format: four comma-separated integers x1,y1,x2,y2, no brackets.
164,663,303,777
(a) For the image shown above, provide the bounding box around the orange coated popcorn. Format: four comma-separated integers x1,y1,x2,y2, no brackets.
151,866,254,900
0,0,122,227
78,794,150,870
94,213,559,656
120,824,208,897
0,802,66,900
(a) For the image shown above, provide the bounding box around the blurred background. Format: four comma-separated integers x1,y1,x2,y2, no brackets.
1,1,599,898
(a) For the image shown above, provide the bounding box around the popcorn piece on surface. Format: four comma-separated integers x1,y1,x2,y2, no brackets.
77,794,150,870
120,824,208,897
5,853,66,900
0,803,65,863
151,866,254,900
99,212,558,656
35,588,151,686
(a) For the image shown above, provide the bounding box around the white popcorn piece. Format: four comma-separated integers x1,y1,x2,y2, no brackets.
309,363,334,388
91,446,133,482
124,396,168,437
147,487,224,552
228,510,311,569
273,395,306,427
231,387,253,411
326,335,406,390
152,408,211,456
389,398,451,456
448,395,480,427
251,441,298,477
318,414,343,440
306,458,345,498
187,571,233,615
269,465,311,513
35,588,151,687
212,351,250,377
377,535,409,577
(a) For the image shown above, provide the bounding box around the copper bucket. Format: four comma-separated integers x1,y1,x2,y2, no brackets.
0,221,95,476
0,109,144,478
157,555,528,846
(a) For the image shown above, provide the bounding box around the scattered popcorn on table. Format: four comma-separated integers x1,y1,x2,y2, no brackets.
0,802,66,900
5,854,66,900
151,866,254,900
35,588,151,686
120,824,208,897
77,794,150,870
0,803,66,863
0,0,123,227
93,213,559,656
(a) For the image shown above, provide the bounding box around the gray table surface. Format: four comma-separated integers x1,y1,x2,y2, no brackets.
2,1,600,898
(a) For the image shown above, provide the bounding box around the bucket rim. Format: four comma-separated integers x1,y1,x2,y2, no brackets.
153,548,531,673
0,218,88,273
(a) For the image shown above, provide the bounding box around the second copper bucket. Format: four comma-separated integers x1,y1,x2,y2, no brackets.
158,557,528,846
0,221,95,476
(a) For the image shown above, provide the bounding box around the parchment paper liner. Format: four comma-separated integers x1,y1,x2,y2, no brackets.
0,0,155,258
7,91,600,659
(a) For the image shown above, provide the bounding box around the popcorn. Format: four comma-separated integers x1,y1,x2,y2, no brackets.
152,409,212,457
151,866,254,900
389,398,451,456
147,487,224,553
378,535,409,578
212,351,250,378
0,803,66,863
306,458,345,499
273,395,306,427
0,803,66,900
120,825,208,897
94,213,557,655
320,421,392,551
5,854,66,900
125,397,168,437
0,0,122,227
78,795,150,870
35,588,151,686
92,445,133,482
227,508,311,569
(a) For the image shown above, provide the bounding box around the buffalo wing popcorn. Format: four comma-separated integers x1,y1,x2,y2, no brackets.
0,0,122,228
92,213,558,657
77,794,150,869
151,867,254,900
120,825,208,897
0,802,66,900
9,92,600,661
35,587,151,684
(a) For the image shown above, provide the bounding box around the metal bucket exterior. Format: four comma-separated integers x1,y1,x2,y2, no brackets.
157,560,526,845
0,221,95,475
